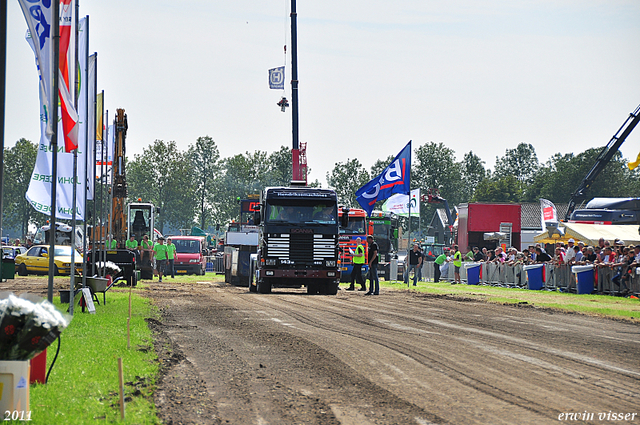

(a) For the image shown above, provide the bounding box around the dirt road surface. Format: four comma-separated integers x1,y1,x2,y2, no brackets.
147,281,640,425
3,277,639,424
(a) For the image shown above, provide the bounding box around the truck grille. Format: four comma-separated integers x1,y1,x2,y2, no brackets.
267,234,336,262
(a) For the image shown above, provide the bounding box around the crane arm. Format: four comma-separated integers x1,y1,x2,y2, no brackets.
565,104,640,221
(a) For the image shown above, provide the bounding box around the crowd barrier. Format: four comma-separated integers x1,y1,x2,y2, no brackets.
416,261,640,295
206,255,225,274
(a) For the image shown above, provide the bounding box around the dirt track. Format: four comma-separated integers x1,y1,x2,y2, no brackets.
147,281,640,425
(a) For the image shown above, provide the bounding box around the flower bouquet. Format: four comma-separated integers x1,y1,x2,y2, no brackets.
0,293,71,360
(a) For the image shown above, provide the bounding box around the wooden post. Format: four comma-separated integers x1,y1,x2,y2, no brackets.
118,358,125,419
127,283,132,349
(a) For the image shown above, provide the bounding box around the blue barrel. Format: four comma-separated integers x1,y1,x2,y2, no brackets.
465,263,481,285
523,264,544,290
572,265,594,294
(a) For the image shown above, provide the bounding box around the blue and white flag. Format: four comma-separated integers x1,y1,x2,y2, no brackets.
356,141,411,216
269,66,285,90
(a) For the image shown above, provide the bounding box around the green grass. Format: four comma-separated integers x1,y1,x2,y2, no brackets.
22,287,160,424
378,279,640,321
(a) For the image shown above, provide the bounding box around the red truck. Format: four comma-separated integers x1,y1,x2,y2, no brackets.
169,235,207,275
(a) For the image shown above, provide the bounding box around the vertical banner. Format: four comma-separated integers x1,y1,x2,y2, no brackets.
58,0,79,152
540,198,558,231
86,53,96,200
22,2,85,220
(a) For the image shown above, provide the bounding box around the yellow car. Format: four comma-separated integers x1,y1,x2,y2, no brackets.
15,245,83,276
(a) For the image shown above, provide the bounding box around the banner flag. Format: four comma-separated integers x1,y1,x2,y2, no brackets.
382,189,420,217
269,66,285,90
17,0,54,139
356,141,411,216
96,92,103,141
77,16,93,201
540,198,558,231
86,53,96,199
23,6,85,220
96,124,114,184
58,0,79,152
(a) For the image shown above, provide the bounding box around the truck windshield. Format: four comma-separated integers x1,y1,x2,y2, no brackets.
173,239,201,254
266,202,337,224
339,217,366,235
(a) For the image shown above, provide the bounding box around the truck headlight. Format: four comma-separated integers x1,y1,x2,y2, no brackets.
327,271,336,277
265,270,274,276
265,259,276,266
189,259,198,263
325,260,336,267
63,263,70,267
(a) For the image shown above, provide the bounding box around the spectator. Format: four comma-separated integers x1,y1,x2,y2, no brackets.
493,247,507,263
553,247,565,265
584,246,597,263
564,239,576,264
452,245,462,284
573,245,584,264
528,245,537,262
465,246,474,262
611,246,630,294
535,247,552,263
472,247,484,262
487,249,496,262
481,247,488,261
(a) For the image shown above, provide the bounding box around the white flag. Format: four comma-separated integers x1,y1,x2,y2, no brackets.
23,12,85,220
540,198,558,231
382,189,420,217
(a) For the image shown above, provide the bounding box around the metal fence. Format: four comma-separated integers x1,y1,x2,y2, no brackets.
206,255,225,274
417,261,640,295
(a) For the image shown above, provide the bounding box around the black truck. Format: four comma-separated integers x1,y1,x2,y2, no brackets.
252,186,342,295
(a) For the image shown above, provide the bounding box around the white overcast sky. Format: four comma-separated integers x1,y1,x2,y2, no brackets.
5,0,640,185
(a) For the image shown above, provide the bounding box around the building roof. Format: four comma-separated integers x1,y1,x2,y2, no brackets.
521,202,569,229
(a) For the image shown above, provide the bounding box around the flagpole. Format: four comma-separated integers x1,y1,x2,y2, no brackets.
0,0,6,281
47,0,61,303
81,17,90,289
407,190,411,287
91,57,97,276
69,0,80,315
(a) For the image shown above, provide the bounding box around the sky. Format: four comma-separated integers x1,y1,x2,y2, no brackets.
5,0,640,186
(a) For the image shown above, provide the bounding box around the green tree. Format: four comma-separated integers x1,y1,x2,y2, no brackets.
2,139,38,237
266,146,292,186
187,136,220,231
326,159,370,208
127,140,196,233
460,151,486,201
473,175,523,202
494,142,539,185
413,141,463,229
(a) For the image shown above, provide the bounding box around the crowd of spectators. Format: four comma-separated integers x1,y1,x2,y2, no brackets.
463,238,640,294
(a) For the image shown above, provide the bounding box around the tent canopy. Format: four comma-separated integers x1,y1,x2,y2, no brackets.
534,223,640,246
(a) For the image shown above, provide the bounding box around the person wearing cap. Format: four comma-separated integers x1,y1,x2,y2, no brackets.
404,243,423,286
365,235,379,295
153,237,169,282
564,238,576,264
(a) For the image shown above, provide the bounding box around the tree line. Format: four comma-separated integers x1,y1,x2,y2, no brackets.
3,137,640,237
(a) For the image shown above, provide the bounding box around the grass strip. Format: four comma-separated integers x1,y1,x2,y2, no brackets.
379,279,640,321
22,287,160,424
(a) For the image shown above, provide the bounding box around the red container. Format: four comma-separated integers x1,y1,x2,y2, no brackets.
29,349,46,384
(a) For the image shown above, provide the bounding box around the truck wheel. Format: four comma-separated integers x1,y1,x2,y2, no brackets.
325,282,339,295
249,282,257,292
306,283,318,295
257,278,272,294
17,263,28,276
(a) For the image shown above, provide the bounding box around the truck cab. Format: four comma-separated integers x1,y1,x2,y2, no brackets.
253,186,341,295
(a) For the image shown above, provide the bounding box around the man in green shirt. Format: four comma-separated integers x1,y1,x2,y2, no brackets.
166,238,176,279
125,234,139,250
141,234,153,250
434,250,448,282
153,237,169,282
107,236,117,249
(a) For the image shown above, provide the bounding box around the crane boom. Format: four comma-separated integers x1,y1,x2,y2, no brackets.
565,104,640,221
111,109,128,244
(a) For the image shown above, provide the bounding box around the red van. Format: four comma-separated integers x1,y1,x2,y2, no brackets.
169,236,207,275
